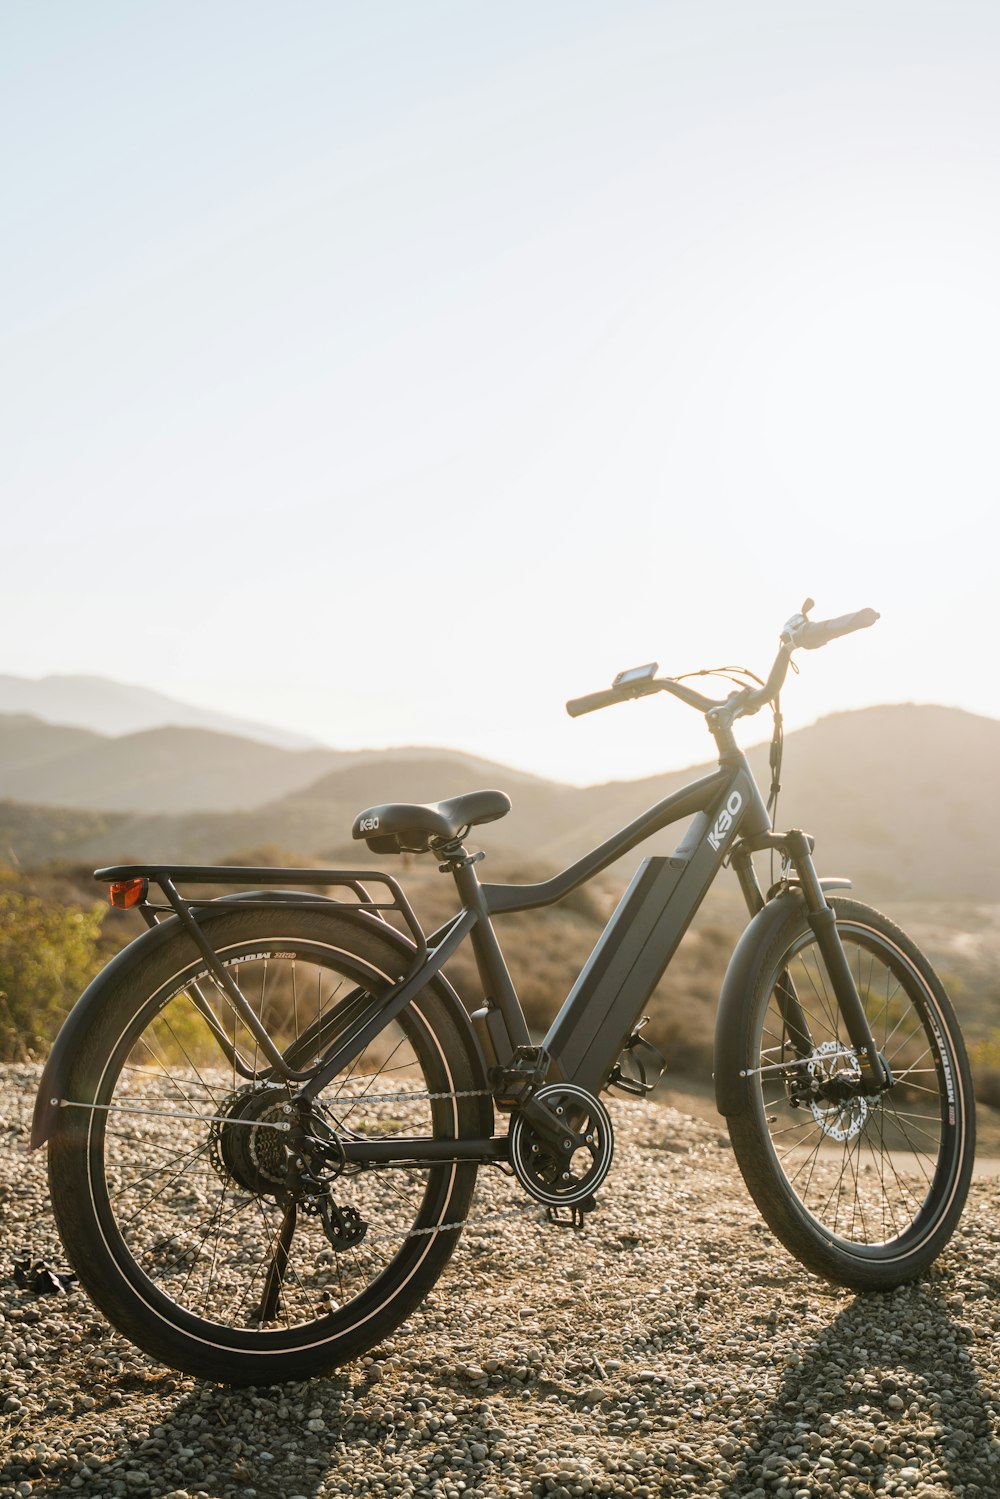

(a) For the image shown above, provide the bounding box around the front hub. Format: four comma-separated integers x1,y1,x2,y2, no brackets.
790,1040,892,1143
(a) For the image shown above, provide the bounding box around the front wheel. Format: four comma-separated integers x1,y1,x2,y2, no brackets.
726,897,974,1289
47,907,492,1384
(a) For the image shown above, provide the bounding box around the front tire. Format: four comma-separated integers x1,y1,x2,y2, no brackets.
726,897,974,1289
48,907,491,1384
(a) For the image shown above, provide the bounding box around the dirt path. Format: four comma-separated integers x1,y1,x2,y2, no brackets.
2,1064,999,1498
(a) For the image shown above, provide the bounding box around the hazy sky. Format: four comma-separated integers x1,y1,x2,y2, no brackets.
3,2,999,785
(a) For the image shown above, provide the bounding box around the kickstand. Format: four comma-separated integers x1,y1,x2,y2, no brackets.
256,1201,296,1323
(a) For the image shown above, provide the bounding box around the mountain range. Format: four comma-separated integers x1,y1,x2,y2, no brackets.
0,673,317,749
0,680,996,903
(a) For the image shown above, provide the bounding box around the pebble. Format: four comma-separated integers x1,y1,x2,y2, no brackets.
1,1064,999,1499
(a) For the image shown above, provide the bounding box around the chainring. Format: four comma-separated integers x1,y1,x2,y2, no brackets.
509,1083,614,1207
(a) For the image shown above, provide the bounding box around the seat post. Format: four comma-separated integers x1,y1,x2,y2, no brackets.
440,843,531,1061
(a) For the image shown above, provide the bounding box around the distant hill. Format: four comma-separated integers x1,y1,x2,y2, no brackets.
0,704,997,903
0,712,550,816
0,716,346,813
0,673,319,749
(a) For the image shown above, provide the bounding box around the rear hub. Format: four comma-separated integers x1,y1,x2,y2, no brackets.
209,1083,294,1196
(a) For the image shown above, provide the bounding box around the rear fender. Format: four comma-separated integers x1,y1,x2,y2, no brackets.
31,891,488,1148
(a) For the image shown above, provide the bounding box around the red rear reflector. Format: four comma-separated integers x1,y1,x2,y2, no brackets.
109,878,148,909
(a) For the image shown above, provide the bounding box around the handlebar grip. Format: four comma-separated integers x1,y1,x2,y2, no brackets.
566,688,627,717
796,607,880,650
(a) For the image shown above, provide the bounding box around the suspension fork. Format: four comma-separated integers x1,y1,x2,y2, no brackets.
730,836,887,1081
783,832,888,1088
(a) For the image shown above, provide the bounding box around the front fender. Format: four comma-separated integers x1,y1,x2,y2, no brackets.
31,891,489,1148
713,891,804,1116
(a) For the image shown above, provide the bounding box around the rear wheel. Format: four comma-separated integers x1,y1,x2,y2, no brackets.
48,907,491,1384
727,898,974,1288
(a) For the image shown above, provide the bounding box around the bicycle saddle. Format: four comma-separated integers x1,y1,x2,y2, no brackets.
351,789,512,853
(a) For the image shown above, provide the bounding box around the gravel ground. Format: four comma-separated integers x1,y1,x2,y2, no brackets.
2,1062,1000,1499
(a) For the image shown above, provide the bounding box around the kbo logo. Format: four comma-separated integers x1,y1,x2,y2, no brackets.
707,791,743,851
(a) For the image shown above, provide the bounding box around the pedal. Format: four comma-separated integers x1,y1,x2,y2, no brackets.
608,1019,665,1097
489,1045,552,1109
546,1194,598,1231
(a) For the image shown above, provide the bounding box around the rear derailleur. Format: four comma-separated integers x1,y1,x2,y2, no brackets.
209,1085,369,1252
301,1191,368,1251
287,1111,368,1251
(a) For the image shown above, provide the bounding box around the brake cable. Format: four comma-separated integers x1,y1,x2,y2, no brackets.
668,663,766,693
767,694,783,824
766,695,783,888
669,663,789,887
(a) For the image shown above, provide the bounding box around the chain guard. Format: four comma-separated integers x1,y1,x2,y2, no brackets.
509,1083,614,1207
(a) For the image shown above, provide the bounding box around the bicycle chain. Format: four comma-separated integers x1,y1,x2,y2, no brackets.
359,1203,536,1245
317,1086,493,1108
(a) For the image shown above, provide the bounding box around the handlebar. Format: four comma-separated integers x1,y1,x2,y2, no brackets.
565,600,880,727
566,676,716,719
566,687,637,718
785,606,880,651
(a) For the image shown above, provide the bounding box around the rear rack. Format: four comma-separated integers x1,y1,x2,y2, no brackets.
95,862,427,955
93,863,432,1086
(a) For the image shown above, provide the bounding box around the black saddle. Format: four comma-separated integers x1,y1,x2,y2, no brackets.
351,789,512,854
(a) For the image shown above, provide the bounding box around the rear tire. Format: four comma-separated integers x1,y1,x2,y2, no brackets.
727,897,974,1289
48,907,491,1384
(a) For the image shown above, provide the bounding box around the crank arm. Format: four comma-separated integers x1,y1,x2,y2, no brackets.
515,1094,588,1157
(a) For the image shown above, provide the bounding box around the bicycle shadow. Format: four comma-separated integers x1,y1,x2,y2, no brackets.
719,1284,1000,1497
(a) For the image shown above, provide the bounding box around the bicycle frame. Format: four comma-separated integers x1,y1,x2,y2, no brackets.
78,743,884,1169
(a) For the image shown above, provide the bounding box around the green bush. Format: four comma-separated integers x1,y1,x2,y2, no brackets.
969,1034,1000,1110
0,872,106,1060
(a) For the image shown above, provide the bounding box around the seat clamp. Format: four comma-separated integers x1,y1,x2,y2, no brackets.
438,849,485,873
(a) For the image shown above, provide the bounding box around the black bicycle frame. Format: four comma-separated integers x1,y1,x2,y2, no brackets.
98,756,765,1089
94,743,884,1166
480,761,768,1093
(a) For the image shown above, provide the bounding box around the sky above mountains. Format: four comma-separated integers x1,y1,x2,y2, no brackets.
4,3,998,782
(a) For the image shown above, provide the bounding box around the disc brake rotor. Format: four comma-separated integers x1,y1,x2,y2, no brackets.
807,1040,870,1142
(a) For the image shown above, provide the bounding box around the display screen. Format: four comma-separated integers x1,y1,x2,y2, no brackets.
614,662,658,687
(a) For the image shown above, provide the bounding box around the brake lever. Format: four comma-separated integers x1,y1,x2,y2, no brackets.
779,596,816,647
